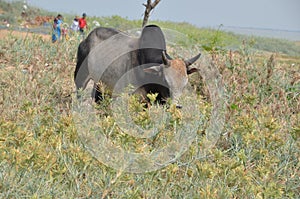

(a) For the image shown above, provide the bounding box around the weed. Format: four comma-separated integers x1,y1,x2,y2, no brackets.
0,2,299,198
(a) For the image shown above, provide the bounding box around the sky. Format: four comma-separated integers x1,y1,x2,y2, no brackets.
16,0,300,31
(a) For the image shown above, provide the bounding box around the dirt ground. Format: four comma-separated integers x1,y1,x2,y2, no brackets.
0,29,51,41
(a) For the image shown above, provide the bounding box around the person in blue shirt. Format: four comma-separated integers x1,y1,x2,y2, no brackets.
52,14,63,43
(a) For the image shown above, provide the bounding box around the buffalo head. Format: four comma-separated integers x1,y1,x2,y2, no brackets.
144,51,201,108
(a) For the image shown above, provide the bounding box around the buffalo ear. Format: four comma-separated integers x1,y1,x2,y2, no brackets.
185,53,201,66
187,67,199,75
144,65,162,75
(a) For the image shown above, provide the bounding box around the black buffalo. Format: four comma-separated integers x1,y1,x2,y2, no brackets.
74,25,200,107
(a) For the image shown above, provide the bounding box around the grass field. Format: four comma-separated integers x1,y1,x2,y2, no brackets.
0,1,300,198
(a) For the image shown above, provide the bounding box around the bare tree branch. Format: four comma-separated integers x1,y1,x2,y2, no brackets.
142,0,161,27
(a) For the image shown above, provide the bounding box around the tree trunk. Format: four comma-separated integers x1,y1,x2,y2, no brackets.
142,0,161,27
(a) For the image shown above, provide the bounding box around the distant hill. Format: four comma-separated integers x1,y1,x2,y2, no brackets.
222,26,300,41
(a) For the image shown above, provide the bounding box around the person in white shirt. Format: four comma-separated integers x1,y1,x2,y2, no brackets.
70,16,79,32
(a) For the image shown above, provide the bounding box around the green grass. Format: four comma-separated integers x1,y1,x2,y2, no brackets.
1,1,300,198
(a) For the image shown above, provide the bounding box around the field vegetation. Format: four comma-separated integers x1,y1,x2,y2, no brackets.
0,1,299,198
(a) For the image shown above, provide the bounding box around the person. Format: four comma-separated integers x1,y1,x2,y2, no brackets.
52,14,63,43
79,13,88,34
70,16,79,32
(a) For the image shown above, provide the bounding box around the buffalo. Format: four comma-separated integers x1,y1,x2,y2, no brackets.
74,25,200,107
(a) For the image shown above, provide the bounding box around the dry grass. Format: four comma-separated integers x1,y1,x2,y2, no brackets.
0,28,299,198
0,30,51,40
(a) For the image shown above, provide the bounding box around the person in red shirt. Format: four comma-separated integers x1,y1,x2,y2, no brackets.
79,13,88,34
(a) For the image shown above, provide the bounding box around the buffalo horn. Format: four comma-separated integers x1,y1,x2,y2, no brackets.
162,51,170,66
184,53,201,66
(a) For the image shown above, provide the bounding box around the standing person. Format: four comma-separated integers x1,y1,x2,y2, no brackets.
52,14,63,43
70,16,79,32
79,13,88,34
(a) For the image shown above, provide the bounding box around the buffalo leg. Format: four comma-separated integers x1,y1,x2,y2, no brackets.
92,83,103,103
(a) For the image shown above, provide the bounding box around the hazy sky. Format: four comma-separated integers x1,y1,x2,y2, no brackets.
23,0,300,31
